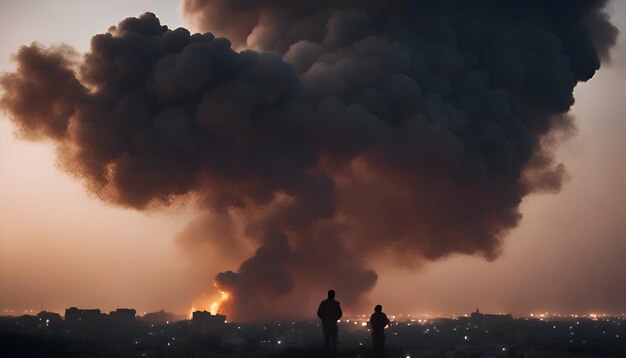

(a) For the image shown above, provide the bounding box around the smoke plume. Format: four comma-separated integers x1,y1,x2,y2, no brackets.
1,0,618,321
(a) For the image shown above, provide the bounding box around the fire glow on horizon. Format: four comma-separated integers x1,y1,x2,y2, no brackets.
187,289,230,319
210,290,230,316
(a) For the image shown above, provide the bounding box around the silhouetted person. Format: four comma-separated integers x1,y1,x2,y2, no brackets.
317,289,342,357
370,304,390,358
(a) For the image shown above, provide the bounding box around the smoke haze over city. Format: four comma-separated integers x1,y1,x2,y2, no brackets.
0,0,625,324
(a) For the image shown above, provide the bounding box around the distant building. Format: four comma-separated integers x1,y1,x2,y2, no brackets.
65,307,102,322
140,310,186,326
109,308,136,321
190,310,227,338
37,311,62,324
64,307,104,337
192,310,226,326
468,309,513,324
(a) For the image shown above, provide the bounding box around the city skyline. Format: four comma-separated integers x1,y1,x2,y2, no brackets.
2,305,624,357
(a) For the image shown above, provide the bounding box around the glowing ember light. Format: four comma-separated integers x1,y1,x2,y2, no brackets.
209,290,230,314
188,288,232,318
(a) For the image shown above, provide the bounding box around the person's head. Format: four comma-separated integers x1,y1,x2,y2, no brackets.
328,290,335,299
374,305,382,312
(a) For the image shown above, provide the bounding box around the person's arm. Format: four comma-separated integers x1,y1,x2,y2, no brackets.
337,302,343,320
317,302,324,319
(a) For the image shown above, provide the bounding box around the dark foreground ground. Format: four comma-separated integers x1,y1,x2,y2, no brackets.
0,334,458,358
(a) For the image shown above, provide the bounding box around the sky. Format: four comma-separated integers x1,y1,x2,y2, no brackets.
0,0,625,318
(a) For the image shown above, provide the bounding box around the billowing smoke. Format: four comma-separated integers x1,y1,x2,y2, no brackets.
1,0,618,322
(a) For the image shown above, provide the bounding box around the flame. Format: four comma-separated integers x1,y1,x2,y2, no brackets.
210,290,230,314
188,289,231,319
210,302,219,315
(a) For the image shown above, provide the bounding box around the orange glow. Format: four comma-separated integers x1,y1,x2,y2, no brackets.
188,289,230,319
210,290,230,315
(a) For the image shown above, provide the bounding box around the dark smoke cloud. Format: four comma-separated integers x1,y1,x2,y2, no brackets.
1,0,618,321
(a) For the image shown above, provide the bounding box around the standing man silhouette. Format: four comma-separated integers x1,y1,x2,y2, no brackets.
317,289,342,357
370,304,390,358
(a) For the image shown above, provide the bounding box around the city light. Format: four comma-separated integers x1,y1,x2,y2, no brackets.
3,308,626,355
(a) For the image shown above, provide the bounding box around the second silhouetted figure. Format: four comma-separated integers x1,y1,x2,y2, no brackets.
317,289,343,357
370,304,390,358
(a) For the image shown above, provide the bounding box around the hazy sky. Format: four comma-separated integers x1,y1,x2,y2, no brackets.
1,0,625,317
